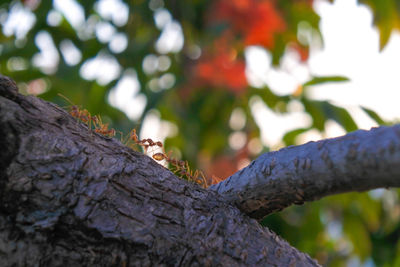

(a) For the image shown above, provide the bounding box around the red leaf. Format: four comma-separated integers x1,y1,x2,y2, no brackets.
193,34,247,93
290,43,310,61
213,0,286,48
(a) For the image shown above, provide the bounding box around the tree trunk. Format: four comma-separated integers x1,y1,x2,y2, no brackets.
0,76,319,266
2,75,400,266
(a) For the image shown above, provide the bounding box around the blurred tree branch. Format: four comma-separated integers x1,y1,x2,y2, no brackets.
211,124,400,220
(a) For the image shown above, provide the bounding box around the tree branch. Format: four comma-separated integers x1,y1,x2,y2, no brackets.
0,76,319,266
211,124,400,220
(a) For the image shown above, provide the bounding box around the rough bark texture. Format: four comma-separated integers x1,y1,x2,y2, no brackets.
0,76,319,266
211,123,400,220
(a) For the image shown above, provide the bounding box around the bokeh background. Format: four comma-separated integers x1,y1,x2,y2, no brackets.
1,0,400,265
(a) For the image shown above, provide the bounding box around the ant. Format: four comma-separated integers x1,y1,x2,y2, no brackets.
125,129,208,187
125,129,163,153
58,94,117,138
93,116,116,138
58,93,211,187
58,93,97,130
152,151,208,188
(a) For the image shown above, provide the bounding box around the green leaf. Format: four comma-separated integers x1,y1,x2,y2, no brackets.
302,99,358,132
302,99,326,131
358,0,400,50
249,86,290,112
361,106,386,125
343,215,371,260
303,76,350,87
283,127,311,145
321,102,358,132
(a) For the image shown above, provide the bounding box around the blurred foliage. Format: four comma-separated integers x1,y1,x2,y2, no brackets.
359,0,400,50
0,0,399,265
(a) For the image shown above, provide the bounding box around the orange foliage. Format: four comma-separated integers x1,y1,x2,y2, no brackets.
189,1,289,93
290,42,310,62
194,34,247,93
213,0,286,48
205,147,251,185
207,156,237,184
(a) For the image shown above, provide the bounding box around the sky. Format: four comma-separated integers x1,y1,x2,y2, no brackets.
311,0,400,123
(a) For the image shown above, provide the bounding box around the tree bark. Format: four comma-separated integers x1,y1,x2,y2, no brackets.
210,123,400,220
0,76,319,266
